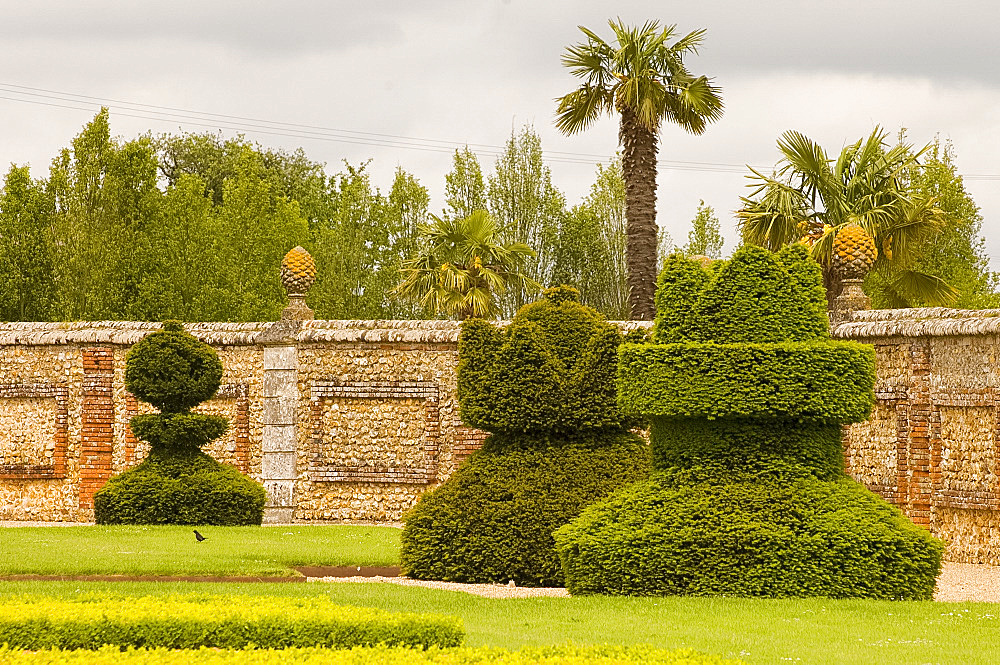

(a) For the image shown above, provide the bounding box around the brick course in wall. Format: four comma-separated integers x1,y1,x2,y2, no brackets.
78,348,114,511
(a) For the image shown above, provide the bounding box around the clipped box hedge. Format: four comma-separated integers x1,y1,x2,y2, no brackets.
0,595,463,650
617,341,875,423
0,645,744,665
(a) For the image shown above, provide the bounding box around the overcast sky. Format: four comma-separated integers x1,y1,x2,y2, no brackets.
2,1,999,268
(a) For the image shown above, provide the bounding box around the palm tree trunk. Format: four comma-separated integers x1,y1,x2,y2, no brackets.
619,107,659,320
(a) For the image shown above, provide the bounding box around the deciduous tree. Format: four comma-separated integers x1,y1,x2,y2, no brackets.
684,200,724,259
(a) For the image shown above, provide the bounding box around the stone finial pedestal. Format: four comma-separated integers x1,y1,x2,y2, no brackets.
830,278,870,326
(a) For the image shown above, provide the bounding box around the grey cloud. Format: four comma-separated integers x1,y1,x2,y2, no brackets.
0,1,462,55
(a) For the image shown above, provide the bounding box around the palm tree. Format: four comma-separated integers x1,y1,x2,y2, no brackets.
394,210,540,320
555,19,724,320
737,128,957,308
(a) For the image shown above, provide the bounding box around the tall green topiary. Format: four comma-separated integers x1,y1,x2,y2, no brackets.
554,247,943,599
94,321,265,525
401,287,650,586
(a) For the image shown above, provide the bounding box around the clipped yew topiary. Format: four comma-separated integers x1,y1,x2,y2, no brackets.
554,246,943,599
94,321,265,525
401,286,650,586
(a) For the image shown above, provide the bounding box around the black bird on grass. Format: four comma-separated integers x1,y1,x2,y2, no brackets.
193,530,207,542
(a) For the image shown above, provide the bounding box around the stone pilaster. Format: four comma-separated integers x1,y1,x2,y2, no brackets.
261,345,299,523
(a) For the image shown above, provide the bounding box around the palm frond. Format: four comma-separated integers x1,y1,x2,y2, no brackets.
888,269,959,306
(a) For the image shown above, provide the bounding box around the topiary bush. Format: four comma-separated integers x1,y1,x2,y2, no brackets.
401,286,650,586
554,246,943,599
400,432,648,586
94,321,265,526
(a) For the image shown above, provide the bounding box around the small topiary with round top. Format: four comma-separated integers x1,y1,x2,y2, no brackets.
94,321,265,525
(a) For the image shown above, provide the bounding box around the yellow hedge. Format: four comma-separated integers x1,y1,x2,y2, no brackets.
0,645,743,665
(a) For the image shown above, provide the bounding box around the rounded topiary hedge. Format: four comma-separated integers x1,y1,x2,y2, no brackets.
554,246,943,599
94,321,264,526
554,468,942,599
401,432,649,586
124,321,223,413
402,286,650,586
94,448,265,526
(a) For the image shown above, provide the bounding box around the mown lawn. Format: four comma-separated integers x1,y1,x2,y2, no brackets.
0,525,400,576
1,580,996,665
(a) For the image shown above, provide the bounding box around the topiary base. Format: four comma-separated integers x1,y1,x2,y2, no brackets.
94,449,266,526
554,468,943,599
400,432,650,587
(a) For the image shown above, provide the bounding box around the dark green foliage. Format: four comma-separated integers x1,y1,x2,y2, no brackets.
688,246,827,343
617,341,875,422
652,254,711,343
93,449,265,526
0,596,463,650
125,321,223,413
775,243,829,332
129,413,228,450
554,470,942,599
457,287,628,435
400,432,650,586
649,418,844,480
558,242,942,600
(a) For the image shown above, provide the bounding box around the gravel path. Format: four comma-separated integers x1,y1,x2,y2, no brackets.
311,562,1000,602
308,575,569,599
934,562,1000,602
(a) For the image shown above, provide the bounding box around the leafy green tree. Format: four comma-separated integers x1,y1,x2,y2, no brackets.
556,19,724,320
308,162,414,319
395,210,539,320
443,147,487,220
151,131,327,225
684,200,724,258
47,109,160,320
213,148,309,321
553,157,630,319
135,174,233,321
657,226,676,275
867,136,998,308
0,165,56,321
387,167,433,319
738,128,956,308
488,125,565,315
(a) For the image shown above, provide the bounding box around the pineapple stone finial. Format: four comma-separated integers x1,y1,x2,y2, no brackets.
830,224,875,326
280,246,316,320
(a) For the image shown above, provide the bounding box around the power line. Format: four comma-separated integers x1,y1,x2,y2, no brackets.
2,81,999,179
0,82,753,174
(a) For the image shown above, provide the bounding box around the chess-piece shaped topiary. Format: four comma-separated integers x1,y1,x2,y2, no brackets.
553,244,943,599
400,286,650,587
94,321,266,525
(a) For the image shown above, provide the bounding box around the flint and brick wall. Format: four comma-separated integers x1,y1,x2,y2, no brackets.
835,308,1000,565
3,312,999,564
0,320,478,523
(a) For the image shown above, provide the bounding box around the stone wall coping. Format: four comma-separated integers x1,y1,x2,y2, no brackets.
832,307,1000,339
0,319,653,346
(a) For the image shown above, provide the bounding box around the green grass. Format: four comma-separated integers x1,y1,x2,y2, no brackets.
0,581,995,665
0,525,400,576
